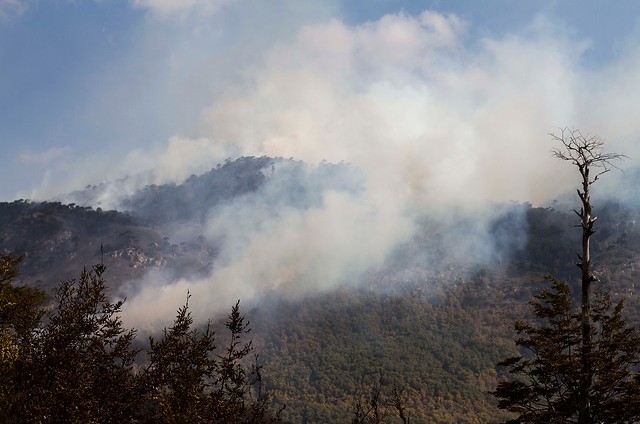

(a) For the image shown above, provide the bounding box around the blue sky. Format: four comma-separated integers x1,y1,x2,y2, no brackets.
1,0,640,202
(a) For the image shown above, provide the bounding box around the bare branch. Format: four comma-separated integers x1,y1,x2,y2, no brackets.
550,128,626,177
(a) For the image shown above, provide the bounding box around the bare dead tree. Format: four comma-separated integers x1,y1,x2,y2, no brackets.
390,385,410,424
351,383,387,424
551,128,626,424
351,379,411,424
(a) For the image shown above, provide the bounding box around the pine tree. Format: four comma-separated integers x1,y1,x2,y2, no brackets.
493,130,640,423
0,254,281,422
9,264,141,424
493,276,640,423
141,298,280,423
142,295,218,423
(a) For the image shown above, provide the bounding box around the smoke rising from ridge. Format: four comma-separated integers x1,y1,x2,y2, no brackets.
123,162,415,328
73,8,640,328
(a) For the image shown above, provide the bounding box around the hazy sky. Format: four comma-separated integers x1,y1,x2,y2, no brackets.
2,0,640,201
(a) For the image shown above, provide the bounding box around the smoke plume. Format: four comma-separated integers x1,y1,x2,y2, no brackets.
51,8,640,328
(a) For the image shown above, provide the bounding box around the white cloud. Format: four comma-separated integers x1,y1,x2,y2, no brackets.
0,0,29,19
130,0,233,17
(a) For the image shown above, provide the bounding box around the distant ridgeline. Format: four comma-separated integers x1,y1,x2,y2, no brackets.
0,157,363,290
0,157,640,294
1,156,640,296
63,156,364,225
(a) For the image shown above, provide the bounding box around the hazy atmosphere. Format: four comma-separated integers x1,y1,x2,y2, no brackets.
3,0,640,327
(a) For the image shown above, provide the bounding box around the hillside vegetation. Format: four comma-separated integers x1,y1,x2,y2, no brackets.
3,157,640,422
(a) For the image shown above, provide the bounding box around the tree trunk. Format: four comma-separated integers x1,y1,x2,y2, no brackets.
578,165,594,424
548,129,623,422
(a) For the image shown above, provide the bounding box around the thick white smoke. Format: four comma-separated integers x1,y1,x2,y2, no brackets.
124,169,414,328
106,9,640,328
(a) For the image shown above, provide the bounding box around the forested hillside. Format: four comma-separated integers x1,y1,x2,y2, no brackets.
0,200,212,291
252,283,522,422
248,200,640,422
3,157,640,422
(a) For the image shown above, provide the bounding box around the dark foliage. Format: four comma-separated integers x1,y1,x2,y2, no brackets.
0,255,47,422
0,256,281,423
141,298,279,423
2,263,141,423
0,255,45,337
493,276,640,423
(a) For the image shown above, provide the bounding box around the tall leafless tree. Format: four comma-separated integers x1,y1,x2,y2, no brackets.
551,128,625,424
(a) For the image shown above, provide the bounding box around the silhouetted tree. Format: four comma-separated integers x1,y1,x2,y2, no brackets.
351,377,411,424
141,295,218,423
0,256,281,423
494,276,640,423
141,298,280,423
0,255,46,423
493,130,640,423
6,263,141,424
552,129,626,422
0,255,46,342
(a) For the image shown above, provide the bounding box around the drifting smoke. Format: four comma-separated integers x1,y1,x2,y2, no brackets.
52,8,640,328
121,158,417,328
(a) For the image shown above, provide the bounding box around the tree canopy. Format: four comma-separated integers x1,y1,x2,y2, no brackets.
0,256,281,423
